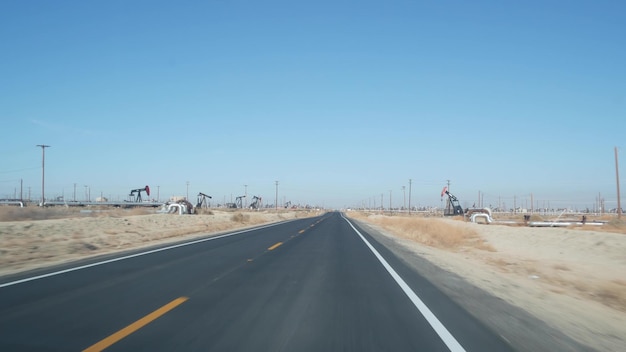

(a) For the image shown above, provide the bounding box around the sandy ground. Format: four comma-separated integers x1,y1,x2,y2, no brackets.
1,208,624,351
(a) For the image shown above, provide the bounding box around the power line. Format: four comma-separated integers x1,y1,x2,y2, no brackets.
0,167,40,174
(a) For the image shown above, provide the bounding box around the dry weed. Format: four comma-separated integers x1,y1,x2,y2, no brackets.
0,206,158,222
597,218,626,235
194,208,214,215
535,271,626,312
486,258,513,273
553,264,571,271
575,280,626,312
349,212,495,251
230,213,250,223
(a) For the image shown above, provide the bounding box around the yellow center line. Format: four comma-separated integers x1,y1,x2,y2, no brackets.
83,296,188,352
268,242,283,251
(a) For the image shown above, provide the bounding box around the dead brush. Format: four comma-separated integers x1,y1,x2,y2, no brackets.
349,212,495,251
597,218,626,235
230,213,249,223
592,280,626,312
544,275,626,312
0,206,82,222
194,208,214,215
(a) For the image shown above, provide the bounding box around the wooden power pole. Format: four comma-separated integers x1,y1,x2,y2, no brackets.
616,147,622,219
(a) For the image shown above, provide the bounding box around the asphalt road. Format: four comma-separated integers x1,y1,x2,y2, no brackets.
0,212,513,351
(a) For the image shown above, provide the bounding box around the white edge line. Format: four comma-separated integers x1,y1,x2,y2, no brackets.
342,215,466,352
0,221,290,289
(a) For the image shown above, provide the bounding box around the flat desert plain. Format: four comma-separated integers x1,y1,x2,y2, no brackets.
1,207,624,351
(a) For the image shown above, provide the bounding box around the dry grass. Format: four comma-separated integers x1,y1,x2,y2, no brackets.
543,274,626,312
594,218,626,234
0,205,154,222
552,263,571,271
230,213,250,223
0,206,80,221
194,208,214,215
486,258,515,272
348,212,495,251
593,280,626,312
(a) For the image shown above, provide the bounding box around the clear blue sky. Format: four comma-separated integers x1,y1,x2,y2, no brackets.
1,0,624,210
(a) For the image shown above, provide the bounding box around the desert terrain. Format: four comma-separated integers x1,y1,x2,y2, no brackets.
0,206,624,351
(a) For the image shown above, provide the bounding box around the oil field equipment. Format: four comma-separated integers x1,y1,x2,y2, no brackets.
441,186,464,216
196,192,212,209
226,195,246,209
249,196,262,209
129,185,150,203
235,195,245,209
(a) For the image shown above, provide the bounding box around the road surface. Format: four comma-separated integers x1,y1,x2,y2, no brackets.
0,212,513,351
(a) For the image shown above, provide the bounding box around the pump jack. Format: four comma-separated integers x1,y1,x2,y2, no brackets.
129,185,150,203
249,196,262,209
235,195,245,209
226,195,246,209
196,192,212,208
441,187,464,216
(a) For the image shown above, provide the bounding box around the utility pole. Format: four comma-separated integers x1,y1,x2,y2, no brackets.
186,181,190,201
389,190,392,214
408,179,412,215
275,181,279,210
244,184,248,208
36,144,50,206
402,185,406,211
616,147,622,219
73,183,76,202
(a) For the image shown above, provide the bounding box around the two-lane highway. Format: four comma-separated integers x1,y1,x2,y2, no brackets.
0,212,513,351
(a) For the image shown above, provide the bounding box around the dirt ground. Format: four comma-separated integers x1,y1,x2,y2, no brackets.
1,207,624,351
